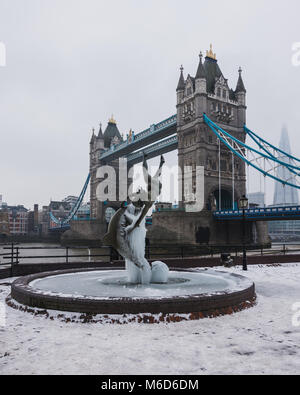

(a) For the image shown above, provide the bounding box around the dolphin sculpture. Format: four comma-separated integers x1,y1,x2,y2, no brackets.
103,155,165,284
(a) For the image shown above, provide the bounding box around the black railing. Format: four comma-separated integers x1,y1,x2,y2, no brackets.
0,244,120,267
144,243,299,259
1,242,300,269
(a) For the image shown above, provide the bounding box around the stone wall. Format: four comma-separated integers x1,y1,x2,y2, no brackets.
147,210,270,247
61,219,107,246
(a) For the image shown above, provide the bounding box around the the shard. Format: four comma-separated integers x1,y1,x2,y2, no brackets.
273,126,299,206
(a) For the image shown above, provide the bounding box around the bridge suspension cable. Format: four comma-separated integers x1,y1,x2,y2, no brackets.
49,173,91,227
244,125,300,180
203,114,300,190
245,125,300,164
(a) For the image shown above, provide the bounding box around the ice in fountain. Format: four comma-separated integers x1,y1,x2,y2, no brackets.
124,203,169,284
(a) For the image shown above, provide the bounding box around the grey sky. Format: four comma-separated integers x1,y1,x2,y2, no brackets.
0,0,299,209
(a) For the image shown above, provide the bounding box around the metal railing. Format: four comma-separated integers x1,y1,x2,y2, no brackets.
126,135,178,164
1,242,300,272
99,114,177,161
0,244,119,267
214,205,300,221
135,242,299,260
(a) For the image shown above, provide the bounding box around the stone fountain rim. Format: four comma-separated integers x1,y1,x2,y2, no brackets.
10,267,256,315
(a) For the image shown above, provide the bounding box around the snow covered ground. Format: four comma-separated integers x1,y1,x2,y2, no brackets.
0,264,300,375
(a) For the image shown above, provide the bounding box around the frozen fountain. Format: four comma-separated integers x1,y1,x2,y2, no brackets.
9,156,256,322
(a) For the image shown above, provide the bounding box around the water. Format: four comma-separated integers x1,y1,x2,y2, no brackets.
29,269,252,299
0,243,110,266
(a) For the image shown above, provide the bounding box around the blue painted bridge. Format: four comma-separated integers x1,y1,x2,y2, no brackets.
100,114,177,165
214,205,300,221
49,113,300,231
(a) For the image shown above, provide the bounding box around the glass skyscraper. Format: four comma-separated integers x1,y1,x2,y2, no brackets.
268,126,300,239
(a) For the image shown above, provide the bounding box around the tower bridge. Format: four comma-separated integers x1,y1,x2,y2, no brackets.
99,114,177,163
56,45,300,247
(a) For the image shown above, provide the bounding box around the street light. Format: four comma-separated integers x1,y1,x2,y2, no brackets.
239,195,249,271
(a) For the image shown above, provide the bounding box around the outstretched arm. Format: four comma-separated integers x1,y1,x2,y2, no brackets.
124,211,135,224
142,154,165,184
126,154,165,234
142,154,165,203
125,209,144,233
134,202,152,229
154,155,165,178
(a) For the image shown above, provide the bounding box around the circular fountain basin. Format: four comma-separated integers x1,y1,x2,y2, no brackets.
10,268,255,316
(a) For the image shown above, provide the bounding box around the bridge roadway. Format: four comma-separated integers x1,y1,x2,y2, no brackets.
99,114,177,163
213,205,300,221
126,135,178,166
49,205,300,232
48,224,70,233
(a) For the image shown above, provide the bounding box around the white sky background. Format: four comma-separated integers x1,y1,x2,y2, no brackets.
0,0,300,209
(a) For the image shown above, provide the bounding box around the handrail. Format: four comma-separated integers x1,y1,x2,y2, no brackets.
214,205,300,219
49,174,90,227
127,135,178,162
1,242,300,276
99,114,177,160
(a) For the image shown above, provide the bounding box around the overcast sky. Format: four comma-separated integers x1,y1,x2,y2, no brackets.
0,0,300,209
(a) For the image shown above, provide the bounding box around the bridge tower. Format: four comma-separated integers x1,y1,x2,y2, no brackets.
176,45,247,211
62,118,124,245
89,117,123,223
65,46,270,247
90,124,104,220
149,45,269,246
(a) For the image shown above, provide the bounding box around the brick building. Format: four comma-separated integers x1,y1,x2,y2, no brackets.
5,205,29,235
0,210,10,236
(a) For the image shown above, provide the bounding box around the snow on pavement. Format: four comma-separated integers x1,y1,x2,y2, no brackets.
0,264,300,375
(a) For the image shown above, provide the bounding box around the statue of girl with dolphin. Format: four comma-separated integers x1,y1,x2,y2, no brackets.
103,154,169,285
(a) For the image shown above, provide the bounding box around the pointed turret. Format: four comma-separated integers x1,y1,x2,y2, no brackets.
176,65,185,92
98,123,104,139
90,128,96,144
235,67,246,125
195,52,206,80
195,52,207,97
236,67,246,93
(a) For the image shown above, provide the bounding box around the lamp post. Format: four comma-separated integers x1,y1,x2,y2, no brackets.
239,195,248,271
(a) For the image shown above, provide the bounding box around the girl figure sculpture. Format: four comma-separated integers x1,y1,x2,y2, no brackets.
103,154,169,285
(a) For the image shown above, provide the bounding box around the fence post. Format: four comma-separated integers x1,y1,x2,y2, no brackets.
10,242,14,277
16,247,19,264
11,242,14,265
66,247,69,263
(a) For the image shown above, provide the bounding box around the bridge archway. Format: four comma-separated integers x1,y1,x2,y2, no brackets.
104,206,117,224
212,189,235,211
